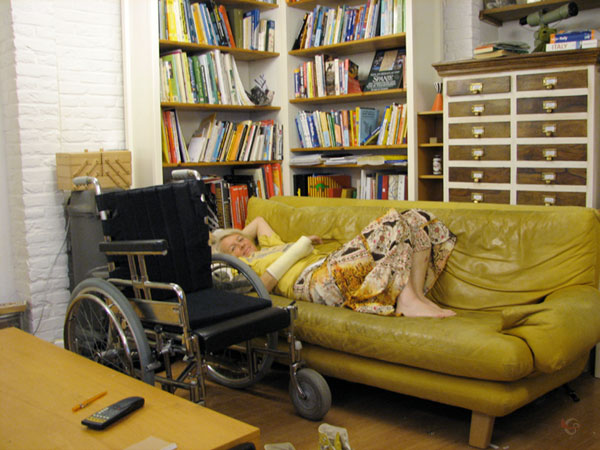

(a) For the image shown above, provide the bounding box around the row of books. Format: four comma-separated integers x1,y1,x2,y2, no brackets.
204,163,283,229
292,174,355,198
293,55,361,99
158,0,275,51
176,114,283,164
160,49,253,106
291,0,405,50
295,107,377,148
294,102,407,149
359,171,407,200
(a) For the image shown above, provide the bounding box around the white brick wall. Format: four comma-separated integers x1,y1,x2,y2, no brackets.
1,0,124,342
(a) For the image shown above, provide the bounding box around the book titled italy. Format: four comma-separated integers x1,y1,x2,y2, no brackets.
363,48,405,92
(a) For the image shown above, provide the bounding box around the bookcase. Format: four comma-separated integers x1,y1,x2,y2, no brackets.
285,0,443,200
417,110,443,201
121,0,442,202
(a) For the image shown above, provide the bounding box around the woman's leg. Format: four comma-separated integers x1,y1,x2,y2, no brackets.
395,249,456,318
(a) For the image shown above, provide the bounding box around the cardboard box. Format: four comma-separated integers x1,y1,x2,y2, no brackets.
56,149,131,190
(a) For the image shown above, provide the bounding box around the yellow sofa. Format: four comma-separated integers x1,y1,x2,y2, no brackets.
246,196,600,448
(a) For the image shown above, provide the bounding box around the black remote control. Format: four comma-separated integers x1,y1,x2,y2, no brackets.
81,396,144,430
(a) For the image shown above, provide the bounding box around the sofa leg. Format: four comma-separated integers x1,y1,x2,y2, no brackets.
469,411,495,448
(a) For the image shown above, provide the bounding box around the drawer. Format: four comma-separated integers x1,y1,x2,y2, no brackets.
447,76,510,96
448,99,510,117
517,120,587,138
517,144,587,161
449,122,510,139
517,95,587,114
516,69,587,91
449,188,510,204
449,145,510,161
517,190,586,207
517,168,586,185
449,167,510,184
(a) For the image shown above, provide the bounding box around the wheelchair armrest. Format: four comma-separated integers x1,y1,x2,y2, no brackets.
99,239,168,255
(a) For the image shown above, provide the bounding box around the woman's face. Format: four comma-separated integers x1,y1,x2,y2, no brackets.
220,233,257,258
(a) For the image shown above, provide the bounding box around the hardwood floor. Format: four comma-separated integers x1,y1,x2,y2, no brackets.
178,366,600,449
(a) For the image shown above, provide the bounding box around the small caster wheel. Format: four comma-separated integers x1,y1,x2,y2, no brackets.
289,368,331,420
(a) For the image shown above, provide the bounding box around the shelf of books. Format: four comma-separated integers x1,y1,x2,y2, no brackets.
287,0,410,201
156,0,284,229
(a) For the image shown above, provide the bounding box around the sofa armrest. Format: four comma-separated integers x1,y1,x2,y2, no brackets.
501,285,600,373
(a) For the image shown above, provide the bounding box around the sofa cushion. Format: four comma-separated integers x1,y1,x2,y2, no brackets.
271,295,534,381
248,197,600,310
501,285,600,373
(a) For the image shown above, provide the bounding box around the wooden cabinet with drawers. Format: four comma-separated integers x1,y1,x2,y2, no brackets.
434,49,600,207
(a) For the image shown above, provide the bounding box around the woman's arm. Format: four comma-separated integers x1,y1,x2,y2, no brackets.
242,216,274,240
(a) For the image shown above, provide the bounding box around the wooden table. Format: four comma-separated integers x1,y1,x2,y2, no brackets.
0,327,260,449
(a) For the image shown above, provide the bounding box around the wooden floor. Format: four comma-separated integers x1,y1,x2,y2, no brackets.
176,366,600,450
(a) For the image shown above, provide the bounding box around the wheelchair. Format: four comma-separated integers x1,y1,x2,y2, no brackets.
62,173,331,420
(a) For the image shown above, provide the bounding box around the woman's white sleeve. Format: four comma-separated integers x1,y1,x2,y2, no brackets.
266,236,313,281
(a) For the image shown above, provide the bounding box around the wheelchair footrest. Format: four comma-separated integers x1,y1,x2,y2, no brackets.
194,307,290,353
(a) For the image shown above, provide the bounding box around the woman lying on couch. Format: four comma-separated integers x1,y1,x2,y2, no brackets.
210,209,456,318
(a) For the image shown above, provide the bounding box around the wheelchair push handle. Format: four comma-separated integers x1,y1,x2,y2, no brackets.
171,169,201,181
72,176,102,196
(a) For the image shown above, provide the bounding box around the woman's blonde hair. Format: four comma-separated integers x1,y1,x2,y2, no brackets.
209,228,251,253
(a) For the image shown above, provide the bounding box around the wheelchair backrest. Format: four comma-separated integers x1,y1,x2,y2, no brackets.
96,180,213,293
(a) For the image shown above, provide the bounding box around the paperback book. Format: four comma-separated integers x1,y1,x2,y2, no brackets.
363,48,405,92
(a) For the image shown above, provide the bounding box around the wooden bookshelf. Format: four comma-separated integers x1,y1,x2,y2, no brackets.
479,0,599,26
417,110,443,201
220,0,278,10
289,88,406,105
161,102,281,112
290,164,407,169
289,34,406,57
159,40,279,61
164,160,283,168
291,145,408,152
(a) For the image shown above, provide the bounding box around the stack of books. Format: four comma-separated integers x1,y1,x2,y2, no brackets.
546,30,599,52
473,41,529,59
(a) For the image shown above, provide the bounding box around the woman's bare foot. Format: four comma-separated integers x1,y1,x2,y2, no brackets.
396,288,455,318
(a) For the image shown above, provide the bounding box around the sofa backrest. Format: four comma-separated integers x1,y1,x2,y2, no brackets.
247,196,600,310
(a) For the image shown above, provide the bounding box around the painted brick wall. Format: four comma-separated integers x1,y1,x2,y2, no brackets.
2,0,124,342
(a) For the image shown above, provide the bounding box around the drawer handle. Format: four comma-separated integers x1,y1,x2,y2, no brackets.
542,172,556,184
471,192,484,203
472,148,485,160
543,195,556,206
472,126,484,138
543,148,557,160
470,82,483,94
471,170,484,182
543,100,557,113
543,123,556,137
471,104,485,116
543,76,557,89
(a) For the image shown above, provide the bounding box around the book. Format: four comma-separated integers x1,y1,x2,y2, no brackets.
550,30,598,43
363,48,405,92
546,39,599,52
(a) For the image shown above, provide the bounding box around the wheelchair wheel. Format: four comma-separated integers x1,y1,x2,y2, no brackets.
207,253,277,389
64,278,155,385
289,368,331,421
